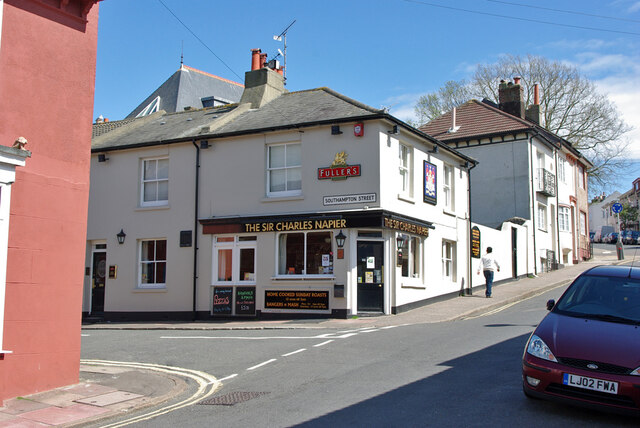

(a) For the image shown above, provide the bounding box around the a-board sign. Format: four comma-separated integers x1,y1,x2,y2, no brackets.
235,287,256,316
264,290,329,311
471,226,481,259
212,286,233,315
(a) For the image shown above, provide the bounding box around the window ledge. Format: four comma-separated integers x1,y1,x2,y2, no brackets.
271,275,335,281
262,195,305,203
136,204,171,212
133,287,168,293
397,194,415,204
400,283,425,290
442,208,456,217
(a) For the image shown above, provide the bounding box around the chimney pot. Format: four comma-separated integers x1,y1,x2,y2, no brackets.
534,83,540,105
251,49,262,71
513,76,521,85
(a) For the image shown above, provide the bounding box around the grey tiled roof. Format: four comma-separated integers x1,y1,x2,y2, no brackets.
125,65,243,119
92,118,138,138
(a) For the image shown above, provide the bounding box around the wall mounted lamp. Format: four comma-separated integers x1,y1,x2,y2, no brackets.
98,154,109,162
388,125,398,134
396,233,407,250
331,125,343,135
200,140,210,149
460,161,470,169
335,230,346,248
429,145,439,154
116,229,126,245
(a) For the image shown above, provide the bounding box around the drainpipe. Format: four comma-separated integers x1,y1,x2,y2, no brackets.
192,139,200,321
466,161,477,295
554,149,560,267
529,136,538,275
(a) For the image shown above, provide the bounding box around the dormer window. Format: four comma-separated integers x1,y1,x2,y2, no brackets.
136,96,160,117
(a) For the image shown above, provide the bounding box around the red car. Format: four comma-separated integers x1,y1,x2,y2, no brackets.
522,265,640,416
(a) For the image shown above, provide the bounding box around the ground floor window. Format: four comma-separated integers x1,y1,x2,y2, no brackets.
278,231,333,275
400,234,421,278
214,236,257,283
559,206,570,232
139,239,167,288
442,240,456,281
537,203,547,231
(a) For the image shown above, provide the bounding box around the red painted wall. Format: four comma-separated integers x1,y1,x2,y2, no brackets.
0,0,99,403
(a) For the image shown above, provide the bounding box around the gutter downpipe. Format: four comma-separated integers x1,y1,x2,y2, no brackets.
529,135,538,275
554,149,560,268
466,160,477,295
192,139,200,321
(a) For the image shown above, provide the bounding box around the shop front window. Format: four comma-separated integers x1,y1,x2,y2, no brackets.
401,235,421,278
213,236,256,283
278,231,333,275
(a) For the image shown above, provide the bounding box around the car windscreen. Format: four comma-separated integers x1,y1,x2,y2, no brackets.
554,274,640,324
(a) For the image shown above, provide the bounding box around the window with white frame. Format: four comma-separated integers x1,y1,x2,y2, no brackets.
400,234,421,278
399,144,412,197
580,211,587,236
213,236,256,283
267,143,301,196
558,158,566,183
141,157,169,206
537,203,547,231
443,164,455,210
578,164,585,189
559,206,570,232
277,231,333,276
442,240,456,281
139,239,167,288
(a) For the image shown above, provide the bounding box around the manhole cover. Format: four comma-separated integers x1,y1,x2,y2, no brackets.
199,391,270,406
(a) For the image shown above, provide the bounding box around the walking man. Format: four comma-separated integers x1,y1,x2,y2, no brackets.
477,247,500,298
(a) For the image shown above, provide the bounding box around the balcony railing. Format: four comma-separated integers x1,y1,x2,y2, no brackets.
536,168,556,197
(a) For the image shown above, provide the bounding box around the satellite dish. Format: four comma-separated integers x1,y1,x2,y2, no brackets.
273,35,282,41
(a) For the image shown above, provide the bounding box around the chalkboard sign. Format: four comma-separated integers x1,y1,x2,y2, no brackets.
212,287,233,315
235,287,256,316
471,226,481,259
264,290,329,311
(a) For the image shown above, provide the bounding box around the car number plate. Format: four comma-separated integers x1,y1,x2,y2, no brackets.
562,373,618,394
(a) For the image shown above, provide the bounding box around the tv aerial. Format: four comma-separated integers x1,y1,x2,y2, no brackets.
273,19,296,85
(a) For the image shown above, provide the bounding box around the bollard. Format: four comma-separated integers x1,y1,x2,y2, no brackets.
616,239,624,260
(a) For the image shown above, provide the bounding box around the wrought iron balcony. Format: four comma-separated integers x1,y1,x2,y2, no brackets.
536,168,556,197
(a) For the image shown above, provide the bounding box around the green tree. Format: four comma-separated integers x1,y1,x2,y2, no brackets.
620,202,639,230
414,54,632,192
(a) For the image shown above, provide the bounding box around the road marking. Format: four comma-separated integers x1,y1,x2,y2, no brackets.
80,359,220,427
247,359,277,370
358,329,379,333
313,340,334,347
380,325,398,329
161,335,338,340
336,333,358,338
81,334,90,337
282,348,306,356
216,374,237,382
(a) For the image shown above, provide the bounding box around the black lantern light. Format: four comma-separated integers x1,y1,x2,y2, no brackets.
116,229,126,245
396,233,406,249
335,230,346,248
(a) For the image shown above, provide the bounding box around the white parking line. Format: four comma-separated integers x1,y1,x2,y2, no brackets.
313,340,334,347
336,333,358,338
247,359,277,371
282,348,306,356
216,374,238,382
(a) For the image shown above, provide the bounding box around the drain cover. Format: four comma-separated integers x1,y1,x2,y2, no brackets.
199,391,270,406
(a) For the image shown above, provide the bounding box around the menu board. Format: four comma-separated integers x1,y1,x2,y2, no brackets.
471,226,481,259
235,287,256,316
212,286,233,315
264,290,329,310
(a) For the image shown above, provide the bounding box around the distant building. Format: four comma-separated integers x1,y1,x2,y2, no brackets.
125,64,244,119
84,50,477,320
0,0,100,404
601,178,640,232
421,79,593,271
589,191,620,241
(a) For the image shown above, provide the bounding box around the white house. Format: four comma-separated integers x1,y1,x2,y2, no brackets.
84,54,476,320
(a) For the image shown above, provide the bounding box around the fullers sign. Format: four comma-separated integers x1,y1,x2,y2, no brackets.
318,151,360,180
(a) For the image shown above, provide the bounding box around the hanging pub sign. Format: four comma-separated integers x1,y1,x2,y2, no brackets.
471,226,481,259
424,161,437,205
212,286,233,315
264,290,329,311
318,151,360,181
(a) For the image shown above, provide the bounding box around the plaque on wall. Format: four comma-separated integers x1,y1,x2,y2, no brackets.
264,290,329,311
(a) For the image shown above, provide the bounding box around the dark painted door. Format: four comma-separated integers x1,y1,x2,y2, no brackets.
91,252,106,313
357,241,384,312
511,228,518,279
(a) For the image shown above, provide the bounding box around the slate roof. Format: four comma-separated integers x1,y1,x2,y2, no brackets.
419,99,535,142
125,65,244,119
92,117,138,138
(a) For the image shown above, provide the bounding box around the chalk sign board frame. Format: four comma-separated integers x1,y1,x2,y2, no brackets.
235,286,256,316
212,286,233,315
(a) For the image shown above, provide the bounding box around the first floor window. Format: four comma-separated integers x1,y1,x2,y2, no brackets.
443,164,454,210
580,211,587,236
400,235,421,278
142,157,169,206
267,143,301,196
537,204,547,231
442,240,456,281
278,231,333,275
399,144,412,196
139,239,166,287
214,236,256,283
559,206,570,232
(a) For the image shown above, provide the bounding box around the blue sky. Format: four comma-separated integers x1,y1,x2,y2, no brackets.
94,0,640,194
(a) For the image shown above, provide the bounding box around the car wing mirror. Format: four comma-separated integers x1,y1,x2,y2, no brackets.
546,299,555,311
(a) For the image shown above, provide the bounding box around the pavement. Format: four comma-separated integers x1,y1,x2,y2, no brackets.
0,247,631,427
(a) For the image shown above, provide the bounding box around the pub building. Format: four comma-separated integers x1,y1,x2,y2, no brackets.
84,51,477,321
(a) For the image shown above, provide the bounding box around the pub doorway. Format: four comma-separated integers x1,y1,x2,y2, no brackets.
357,241,384,313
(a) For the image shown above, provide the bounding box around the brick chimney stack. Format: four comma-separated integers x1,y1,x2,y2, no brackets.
241,49,286,108
525,83,541,125
498,78,525,119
